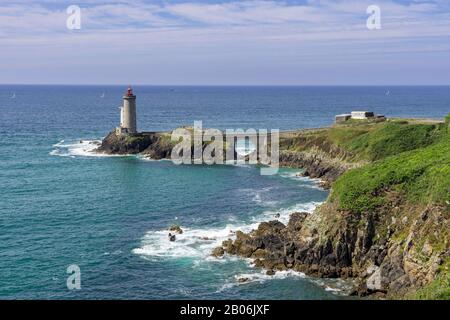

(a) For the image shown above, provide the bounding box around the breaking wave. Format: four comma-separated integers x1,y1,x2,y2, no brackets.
132,201,321,259
216,269,350,296
278,170,324,190
49,139,121,158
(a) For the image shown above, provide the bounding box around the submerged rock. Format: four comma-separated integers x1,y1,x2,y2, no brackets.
237,277,250,283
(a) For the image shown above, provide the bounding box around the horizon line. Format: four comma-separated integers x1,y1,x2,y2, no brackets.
1,83,450,87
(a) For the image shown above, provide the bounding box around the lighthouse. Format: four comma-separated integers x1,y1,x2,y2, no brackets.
117,86,137,135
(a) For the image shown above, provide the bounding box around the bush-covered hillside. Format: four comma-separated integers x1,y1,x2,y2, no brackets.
332,131,449,213
281,120,447,163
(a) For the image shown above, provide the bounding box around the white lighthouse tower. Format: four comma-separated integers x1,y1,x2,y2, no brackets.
117,86,137,135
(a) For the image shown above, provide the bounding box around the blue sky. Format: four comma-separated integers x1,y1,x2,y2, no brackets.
1,0,450,85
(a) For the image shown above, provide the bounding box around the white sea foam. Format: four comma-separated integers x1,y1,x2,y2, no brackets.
216,269,306,292
235,269,306,283
279,171,324,190
314,278,355,295
132,201,322,260
49,139,122,158
137,154,171,162
256,201,322,225
216,266,353,295
239,187,279,207
325,286,341,292
131,200,337,293
131,167,326,289
217,270,352,295
132,223,257,259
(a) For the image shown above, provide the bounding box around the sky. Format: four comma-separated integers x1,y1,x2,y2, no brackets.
1,0,450,85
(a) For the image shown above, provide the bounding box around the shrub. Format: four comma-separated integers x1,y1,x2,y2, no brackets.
341,123,446,161
332,134,450,213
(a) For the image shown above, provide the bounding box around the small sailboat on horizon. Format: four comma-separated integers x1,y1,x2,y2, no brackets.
10,92,16,99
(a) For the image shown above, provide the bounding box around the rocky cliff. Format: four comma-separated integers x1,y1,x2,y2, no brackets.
279,150,358,189
214,197,449,298
213,120,450,299
98,119,450,299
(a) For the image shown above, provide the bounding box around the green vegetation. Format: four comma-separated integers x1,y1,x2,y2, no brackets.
408,259,450,300
326,126,370,146
282,121,447,163
331,123,449,214
283,117,450,299
339,123,446,161
125,135,147,144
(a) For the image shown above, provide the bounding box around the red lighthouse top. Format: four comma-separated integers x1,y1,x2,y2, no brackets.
126,86,134,97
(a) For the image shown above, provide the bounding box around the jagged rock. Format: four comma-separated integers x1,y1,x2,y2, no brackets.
211,246,225,257
366,266,382,291
251,249,268,259
287,212,308,234
279,150,356,188
266,269,275,276
215,202,450,298
169,225,183,234
254,221,286,237
222,239,235,254
362,216,375,253
253,259,264,268
284,242,296,257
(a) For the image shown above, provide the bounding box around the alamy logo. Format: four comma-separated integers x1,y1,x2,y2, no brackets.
171,121,279,175
66,5,81,30
367,5,381,30
66,264,81,290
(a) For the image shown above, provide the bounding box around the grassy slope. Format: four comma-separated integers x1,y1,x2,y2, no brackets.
327,118,450,299
330,122,449,213
281,120,445,161
281,120,449,214
338,122,446,161
283,117,450,299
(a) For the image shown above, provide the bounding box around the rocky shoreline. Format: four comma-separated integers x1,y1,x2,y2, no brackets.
211,198,448,298
96,129,355,188
97,121,450,299
96,131,173,159
279,150,359,189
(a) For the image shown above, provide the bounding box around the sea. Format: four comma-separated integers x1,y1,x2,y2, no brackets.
0,85,449,299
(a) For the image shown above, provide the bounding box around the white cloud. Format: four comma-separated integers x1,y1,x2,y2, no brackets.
1,0,450,84
1,0,450,39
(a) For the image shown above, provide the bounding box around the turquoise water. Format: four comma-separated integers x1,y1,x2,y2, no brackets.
1,86,449,299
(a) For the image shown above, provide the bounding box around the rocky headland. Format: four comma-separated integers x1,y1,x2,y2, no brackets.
97,131,173,159
98,117,450,299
